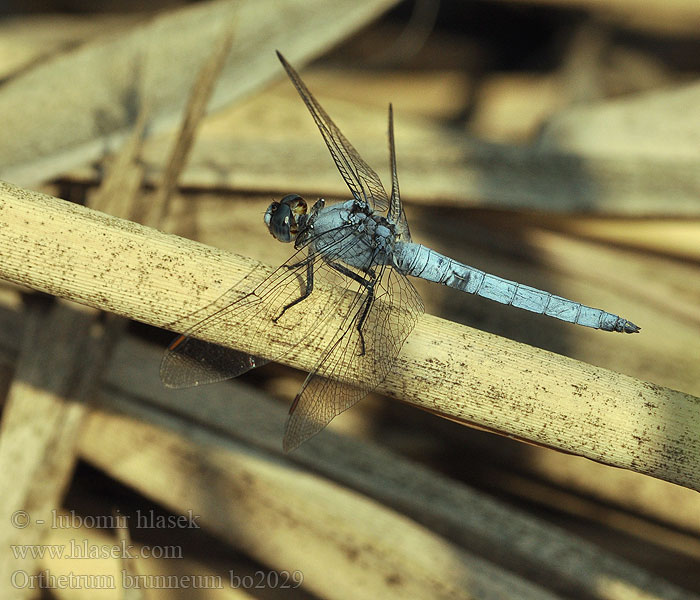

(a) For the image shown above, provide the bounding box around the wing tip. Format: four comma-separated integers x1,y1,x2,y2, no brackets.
282,436,300,454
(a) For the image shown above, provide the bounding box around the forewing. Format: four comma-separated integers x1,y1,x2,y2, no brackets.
277,51,390,214
160,227,358,389
283,264,424,451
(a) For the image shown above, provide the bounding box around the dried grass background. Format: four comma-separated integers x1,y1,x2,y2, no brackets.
0,0,699,599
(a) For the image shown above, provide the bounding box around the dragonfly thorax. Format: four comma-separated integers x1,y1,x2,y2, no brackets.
310,199,396,272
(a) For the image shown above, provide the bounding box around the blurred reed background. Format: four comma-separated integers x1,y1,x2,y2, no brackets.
0,0,699,599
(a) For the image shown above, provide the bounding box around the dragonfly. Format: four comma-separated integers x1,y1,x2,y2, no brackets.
161,51,640,452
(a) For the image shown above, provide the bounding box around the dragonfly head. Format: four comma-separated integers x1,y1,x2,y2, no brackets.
265,194,308,243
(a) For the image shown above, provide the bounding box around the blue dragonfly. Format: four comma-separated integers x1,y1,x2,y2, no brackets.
161,51,639,451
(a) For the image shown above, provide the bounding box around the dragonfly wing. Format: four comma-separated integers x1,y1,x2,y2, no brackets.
161,226,359,389
276,51,390,214
283,264,424,451
160,336,267,388
387,104,411,241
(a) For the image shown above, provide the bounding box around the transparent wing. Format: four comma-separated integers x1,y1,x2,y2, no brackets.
277,51,390,214
160,226,360,389
387,103,411,241
161,335,266,389
283,264,424,451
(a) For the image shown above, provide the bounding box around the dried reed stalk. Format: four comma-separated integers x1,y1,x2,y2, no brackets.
0,180,698,491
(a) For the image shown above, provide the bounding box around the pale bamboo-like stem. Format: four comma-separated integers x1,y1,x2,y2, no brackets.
1,180,698,490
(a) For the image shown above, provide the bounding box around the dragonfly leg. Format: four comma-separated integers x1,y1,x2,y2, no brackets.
273,258,314,322
355,282,375,356
326,261,376,356
310,198,325,214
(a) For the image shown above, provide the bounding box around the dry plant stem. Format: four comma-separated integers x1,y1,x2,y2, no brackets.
0,181,698,490
494,0,700,35
151,24,235,225
95,336,697,600
0,110,152,597
0,0,399,186
80,408,562,600
123,81,700,216
96,104,150,219
0,24,233,587
0,302,101,593
0,26,237,596
0,77,157,598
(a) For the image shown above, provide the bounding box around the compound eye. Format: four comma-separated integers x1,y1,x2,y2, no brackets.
263,202,280,228
265,201,294,242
